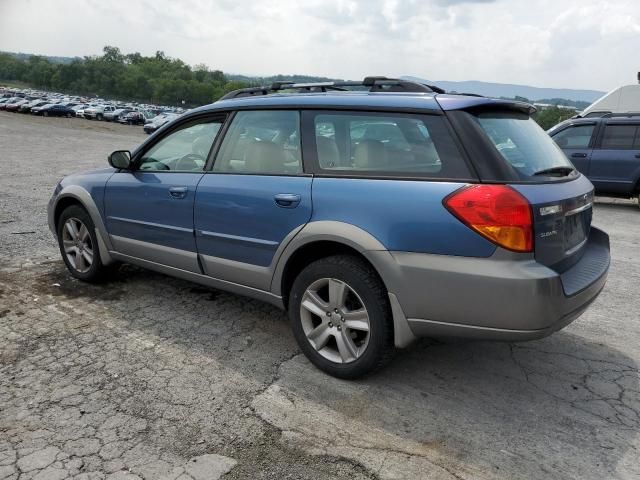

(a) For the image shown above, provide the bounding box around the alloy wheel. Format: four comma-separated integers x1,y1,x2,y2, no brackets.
61,217,94,273
299,277,371,363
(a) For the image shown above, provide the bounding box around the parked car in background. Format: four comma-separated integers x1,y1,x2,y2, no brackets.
33,104,76,117
31,103,55,115
74,104,96,117
104,108,133,122
5,99,30,112
119,110,149,125
19,99,48,113
143,113,180,134
548,114,640,204
83,104,116,120
1,97,24,109
48,77,610,379
71,104,87,115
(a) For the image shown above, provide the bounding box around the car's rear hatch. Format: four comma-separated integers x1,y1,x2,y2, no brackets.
512,176,593,272
439,96,595,272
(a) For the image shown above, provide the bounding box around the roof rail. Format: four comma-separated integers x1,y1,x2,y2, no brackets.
600,112,640,118
219,76,445,100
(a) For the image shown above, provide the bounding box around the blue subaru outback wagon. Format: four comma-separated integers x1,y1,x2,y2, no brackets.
48,77,610,378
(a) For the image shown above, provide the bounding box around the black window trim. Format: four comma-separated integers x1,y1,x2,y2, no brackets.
131,112,229,173
204,108,312,177
301,109,479,181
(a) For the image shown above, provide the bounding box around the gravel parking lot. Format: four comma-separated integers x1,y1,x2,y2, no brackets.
0,110,639,480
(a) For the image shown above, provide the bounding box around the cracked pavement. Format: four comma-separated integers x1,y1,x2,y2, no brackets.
1,111,639,479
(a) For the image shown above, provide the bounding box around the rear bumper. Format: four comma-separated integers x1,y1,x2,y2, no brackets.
367,227,610,341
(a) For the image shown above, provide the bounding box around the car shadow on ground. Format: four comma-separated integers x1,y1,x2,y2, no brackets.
29,261,640,479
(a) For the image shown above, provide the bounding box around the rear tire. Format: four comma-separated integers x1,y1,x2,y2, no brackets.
288,254,395,379
57,205,110,283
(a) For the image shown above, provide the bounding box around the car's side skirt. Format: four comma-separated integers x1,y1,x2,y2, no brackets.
109,251,285,309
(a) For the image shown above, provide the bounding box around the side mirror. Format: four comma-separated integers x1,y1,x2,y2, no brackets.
108,150,132,169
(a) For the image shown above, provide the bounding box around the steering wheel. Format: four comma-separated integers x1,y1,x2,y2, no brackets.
175,153,204,171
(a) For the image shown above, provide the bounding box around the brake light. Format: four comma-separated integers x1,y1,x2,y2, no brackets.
444,185,533,252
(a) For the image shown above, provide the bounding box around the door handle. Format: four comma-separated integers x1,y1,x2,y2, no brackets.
571,153,588,158
169,187,188,199
274,193,301,208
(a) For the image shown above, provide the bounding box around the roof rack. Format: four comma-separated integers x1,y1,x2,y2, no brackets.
600,112,640,118
219,76,445,100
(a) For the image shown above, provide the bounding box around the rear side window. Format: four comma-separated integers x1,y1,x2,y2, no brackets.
552,125,595,148
600,124,640,150
213,110,302,175
472,112,574,179
309,111,470,178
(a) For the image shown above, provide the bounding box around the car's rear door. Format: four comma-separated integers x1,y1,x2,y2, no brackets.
194,110,312,290
588,122,640,195
104,114,226,272
549,122,598,176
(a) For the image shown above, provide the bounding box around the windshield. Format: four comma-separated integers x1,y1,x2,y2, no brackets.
472,112,574,179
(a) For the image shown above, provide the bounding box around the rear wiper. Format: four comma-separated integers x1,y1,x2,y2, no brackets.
532,166,575,177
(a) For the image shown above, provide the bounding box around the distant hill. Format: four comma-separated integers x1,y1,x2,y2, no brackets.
228,73,604,104
401,76,605,103
2,49,606,104
2,51,80,64
226,74,344,85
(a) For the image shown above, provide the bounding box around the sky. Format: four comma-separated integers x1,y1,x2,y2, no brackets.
1,0,639,92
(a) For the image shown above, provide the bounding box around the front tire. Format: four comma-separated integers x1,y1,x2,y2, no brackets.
288,255,395,379
57,205,109,283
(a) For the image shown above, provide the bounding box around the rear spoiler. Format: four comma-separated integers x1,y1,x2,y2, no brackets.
435,94,536,115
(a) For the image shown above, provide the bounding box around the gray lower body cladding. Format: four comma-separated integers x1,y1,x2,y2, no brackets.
366,227,610,341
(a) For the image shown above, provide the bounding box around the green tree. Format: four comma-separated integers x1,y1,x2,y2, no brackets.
0,47,248,107
533,107,576,130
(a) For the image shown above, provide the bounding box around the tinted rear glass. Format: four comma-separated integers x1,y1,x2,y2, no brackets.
472,112,574,179
601,124,639,150
310,112,471,179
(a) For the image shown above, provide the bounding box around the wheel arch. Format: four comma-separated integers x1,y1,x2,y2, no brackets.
272,221,417,348
272,221,387,299
51,186,114,265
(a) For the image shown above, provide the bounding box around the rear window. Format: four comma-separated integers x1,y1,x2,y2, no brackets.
310,112,471,178
601,124,640,150
472,112,575,179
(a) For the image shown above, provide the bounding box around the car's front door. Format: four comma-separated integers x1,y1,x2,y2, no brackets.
550,122,597,176
589,122,640,195
104,115,226,272
194,110,312,290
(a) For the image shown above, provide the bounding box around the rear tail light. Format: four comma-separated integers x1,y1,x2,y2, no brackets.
444,185,533,252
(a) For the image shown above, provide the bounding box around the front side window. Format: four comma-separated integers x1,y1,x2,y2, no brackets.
138,118,223,171
552,125,595,149
213,110,302,175
472,112,574,179
601,124,639,150
312,112,469,178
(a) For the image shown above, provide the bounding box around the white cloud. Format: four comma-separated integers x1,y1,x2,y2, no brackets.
0,0,638,91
